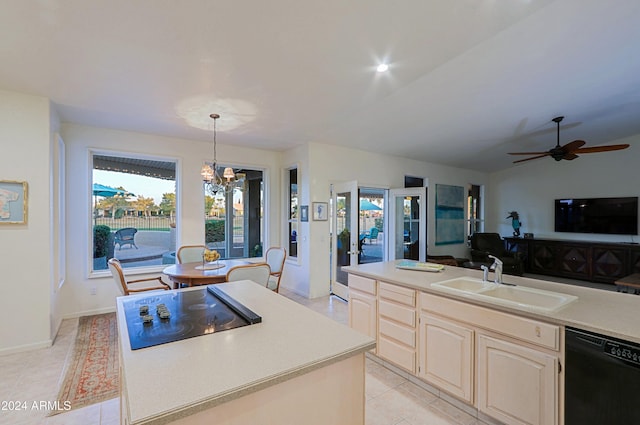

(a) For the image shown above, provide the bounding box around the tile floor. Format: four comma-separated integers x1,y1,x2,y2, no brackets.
0,288,492,425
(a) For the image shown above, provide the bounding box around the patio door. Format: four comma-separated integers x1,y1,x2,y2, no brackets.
331,181,359,300
388,187,427,262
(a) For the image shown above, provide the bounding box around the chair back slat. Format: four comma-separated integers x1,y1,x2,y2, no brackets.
226,263,271,287
177,245,206,264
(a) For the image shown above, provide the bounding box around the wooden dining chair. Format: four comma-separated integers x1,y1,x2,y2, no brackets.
225,263,271,288
108,258,171,295
177,244,206,263
265,247,286,292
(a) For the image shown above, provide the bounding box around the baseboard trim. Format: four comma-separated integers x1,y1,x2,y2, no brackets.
0,339,52,356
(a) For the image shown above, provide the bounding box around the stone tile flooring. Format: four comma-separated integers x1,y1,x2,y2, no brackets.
0,288,492,425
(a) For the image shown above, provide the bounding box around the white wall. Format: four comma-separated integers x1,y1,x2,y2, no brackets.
0,90,54,353
283,142,488,298
59,123,281,319
488,134,639,243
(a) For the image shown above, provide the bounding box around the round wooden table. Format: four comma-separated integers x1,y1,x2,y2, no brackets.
162,259,250,288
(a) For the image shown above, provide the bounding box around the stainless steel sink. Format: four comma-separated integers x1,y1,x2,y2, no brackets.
431,277,578,312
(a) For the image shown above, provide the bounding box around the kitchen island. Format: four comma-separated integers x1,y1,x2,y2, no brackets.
116,280,375,425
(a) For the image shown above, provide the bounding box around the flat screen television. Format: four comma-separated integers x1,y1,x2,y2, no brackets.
555,197,638,235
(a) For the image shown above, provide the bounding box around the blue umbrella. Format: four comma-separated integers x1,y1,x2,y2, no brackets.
93,183,134,197
93,184,134,224
359,199,381,211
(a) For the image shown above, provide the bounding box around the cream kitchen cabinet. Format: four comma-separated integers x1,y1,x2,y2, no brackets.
420,292,560,425
348,274,377,351
477,334,558,425
418,312,474,403
377,281,417,373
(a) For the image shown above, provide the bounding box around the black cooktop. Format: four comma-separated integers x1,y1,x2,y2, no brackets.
123,286,261,350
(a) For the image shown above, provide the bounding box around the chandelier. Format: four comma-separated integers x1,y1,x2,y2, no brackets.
201,113,236,196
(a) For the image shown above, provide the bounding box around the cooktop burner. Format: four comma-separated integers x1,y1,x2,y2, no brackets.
123,286,261,350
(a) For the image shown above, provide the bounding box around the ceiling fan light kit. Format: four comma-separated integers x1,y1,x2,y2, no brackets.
509,116,630,164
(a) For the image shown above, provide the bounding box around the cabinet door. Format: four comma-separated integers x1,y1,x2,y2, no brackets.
477,335,558,425
348,290,377,347
418,313,474,403
558,244,589,279
592,246,628,283
530,241,557,275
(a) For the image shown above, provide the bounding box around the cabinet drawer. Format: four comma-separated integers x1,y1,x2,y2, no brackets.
420,293,560,351
379,299,416,327
379,317,416,348
348,274,376,295
378,335,416,373
379,281,416,306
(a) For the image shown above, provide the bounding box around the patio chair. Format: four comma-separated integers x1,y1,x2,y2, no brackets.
265,247,286,292
108,258,171,295
368,227,379,244
114,227,138,250
225,263,271,288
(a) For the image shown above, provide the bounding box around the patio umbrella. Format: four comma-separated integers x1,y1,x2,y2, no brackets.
93,183,133,198
359,199,382,234
93,183,134,224
359,199,382,211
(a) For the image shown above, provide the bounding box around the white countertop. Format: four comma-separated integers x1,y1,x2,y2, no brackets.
116,280,375,425
344,261,640,344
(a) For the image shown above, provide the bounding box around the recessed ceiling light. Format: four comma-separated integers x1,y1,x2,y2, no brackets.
376,63,389,73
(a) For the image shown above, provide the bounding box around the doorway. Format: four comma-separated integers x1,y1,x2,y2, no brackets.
330,183,387,299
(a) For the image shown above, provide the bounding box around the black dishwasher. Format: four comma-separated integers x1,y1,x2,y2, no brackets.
565,327,640,424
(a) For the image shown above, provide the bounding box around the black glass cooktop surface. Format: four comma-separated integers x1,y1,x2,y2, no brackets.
123,286,261,350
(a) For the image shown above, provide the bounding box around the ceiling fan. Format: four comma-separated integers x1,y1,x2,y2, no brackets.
509,116,630,164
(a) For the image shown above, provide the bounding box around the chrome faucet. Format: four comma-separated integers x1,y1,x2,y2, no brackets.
488,255,503,285
481,264,490,282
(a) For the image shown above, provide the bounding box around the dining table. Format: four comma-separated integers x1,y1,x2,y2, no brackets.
162,259,251,288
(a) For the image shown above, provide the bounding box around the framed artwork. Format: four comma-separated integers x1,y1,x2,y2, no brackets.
300,205,309,222
435,184,464,245
0,180,28,224
312,202,328,221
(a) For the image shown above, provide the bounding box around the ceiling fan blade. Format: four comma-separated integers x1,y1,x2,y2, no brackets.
561,140,586,153
508,151,550,155
563,153,579,160
512,153,550,164
573,144,630,154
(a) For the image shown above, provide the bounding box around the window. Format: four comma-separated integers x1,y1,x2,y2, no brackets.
92,153,177,271
204,166,264,259
288,168,298,258
467,184,483,242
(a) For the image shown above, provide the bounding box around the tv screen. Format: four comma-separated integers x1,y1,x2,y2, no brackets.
555,197,638,235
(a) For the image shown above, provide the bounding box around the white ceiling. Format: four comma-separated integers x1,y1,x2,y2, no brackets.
2,0,639,172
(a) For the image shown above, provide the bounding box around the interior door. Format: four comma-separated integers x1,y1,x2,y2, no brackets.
331,181,359,300
388,187,427,262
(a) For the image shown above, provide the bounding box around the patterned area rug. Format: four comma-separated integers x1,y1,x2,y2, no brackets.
51,312,119,415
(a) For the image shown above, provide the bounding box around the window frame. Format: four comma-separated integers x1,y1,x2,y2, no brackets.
88,149,179,278
202,164,266,259
286,166,299,260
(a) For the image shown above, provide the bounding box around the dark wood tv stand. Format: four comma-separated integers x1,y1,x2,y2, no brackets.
504,237,640,284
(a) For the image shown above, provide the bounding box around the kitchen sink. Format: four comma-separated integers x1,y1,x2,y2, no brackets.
431,277,578,312
478,285,577,312
431,277,493,293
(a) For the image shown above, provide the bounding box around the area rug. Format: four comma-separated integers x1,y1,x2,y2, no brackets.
51,312,119,415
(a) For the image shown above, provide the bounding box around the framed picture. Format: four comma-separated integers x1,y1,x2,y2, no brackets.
0,180,28,224
312,202,328,221
435,184,464,245
300,205,309,222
